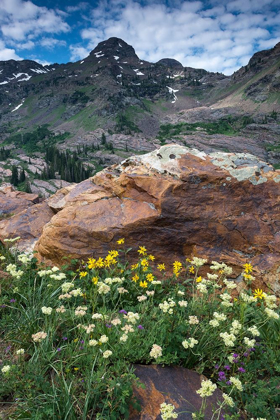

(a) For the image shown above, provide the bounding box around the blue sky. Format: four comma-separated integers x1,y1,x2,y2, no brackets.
0,0,279,75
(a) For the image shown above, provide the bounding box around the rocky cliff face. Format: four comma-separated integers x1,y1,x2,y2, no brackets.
1,145,279,293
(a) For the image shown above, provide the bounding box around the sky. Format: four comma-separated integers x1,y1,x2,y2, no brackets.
0,0,279,75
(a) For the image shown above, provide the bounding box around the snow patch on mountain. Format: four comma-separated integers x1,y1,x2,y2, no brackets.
12,99,25,112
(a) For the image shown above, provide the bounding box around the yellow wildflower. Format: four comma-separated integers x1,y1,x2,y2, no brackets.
148,254,155,261
117,238,125,244
244,263,253,274
131,263,139,270
138,246,147,256
141,259,149,267
87,258,96,269
108,250,119,258
146,273,154,282
92,277,99,285
253,289,265,299
196,276,202,283
74,367,79,371
73,338,78,343
157,263,165,271
95,258,104,268
132,274,139,283
142,267,148,272
139,281,148,288
189,266,195,274
173,261,182,277
79,271,87,278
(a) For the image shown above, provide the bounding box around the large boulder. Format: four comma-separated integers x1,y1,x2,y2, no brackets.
0,184,40,217
33,145,280,290
1,145,279,291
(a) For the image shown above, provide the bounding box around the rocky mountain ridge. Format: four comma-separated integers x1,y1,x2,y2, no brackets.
0,37,279,196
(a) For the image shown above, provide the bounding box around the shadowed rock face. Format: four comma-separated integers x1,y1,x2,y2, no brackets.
32,145,280,290
129,365,227,419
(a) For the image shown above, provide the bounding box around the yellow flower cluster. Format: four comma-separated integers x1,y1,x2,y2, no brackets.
173,261,182,277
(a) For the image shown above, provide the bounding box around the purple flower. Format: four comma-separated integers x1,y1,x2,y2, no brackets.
57,348,62,352
226,381,232,385
106,324,112,328
218,371,226,381
62,337,68,341
79,346,84,350
119,309,127,314
224,365,231,370
250,347,256,352
137,325,144,330
243,352,249,357
5,345,12,353
1,304,6,308
238,367,246,373
214,364,220,370
233,353,239,358
80,340,84,344
10,299,16,303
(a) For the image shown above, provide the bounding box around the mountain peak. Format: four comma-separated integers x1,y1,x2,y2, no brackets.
89,37,139,60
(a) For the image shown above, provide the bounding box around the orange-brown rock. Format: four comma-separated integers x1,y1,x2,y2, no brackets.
129,365,228,419
33,145,280,291
0,184,40,218
0,202,54,252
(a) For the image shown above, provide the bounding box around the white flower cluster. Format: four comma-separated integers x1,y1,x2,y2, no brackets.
18,253,33,264
81,324,95,334
240,293,255,303
177,290,185,296
124,311,140,324
264,308,279,320
182,337,198,349
150,344,162,359
247,326,260,336
61,282,74,293
120,334,128,342
160,402,178,419
99,335,108,343
223,279,237,290
117,287,128,294
6,263,23,279
223,393,235,407
196,282,208,294
263,293,277,309
59,287,83,300
196,379,217,397
89,339,98,346
207,273,218,280
151,280,162,285
210,261,233,275
56,306,66,313
1,365,11,374
41,306,52,315
16,349,25,355
230,320,242,335
209,312,226,327
229,376,243,391
220,292,233,307
103,350,112,358
137,295,147,302
97,282,111,294
104,277,124,284
146,290,155,296
74,306,87,317
188,316,199,325
122,324,134,333
32,331,47,342
178,300,188,307
191,257,207,267
92,313,103,320
111,317,121,326
159,298,176,314
244,337,256,347
220,332,236,347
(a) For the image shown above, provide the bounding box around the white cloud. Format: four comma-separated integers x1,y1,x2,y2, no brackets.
0,40,22,60
0,0,70,42
40,38,67,49
69,45,91,61
71,0,280,74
